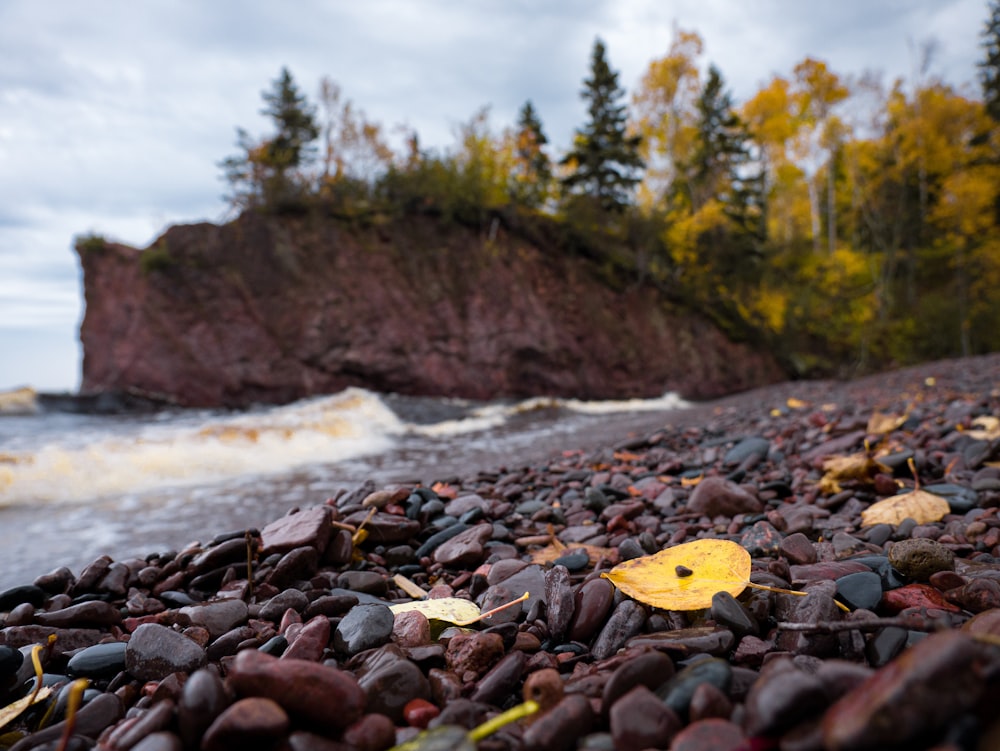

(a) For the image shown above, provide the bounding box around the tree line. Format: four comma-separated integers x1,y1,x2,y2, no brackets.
220,5,1000,376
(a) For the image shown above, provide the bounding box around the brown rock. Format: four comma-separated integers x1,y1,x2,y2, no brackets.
687,477,763,517
822,630,994,750
433,524,493,567
522,693,593,751
178,599,249,638
888,537,955,581
125,623,208,681
609,685,681,751
260,506,333,556
0,625,106,657
202,697,289,751
445,631,505,679
226,648,365,731
281,614,331,661
743,658,829,736
342,712,397,751
33,600,122,628
178,668,230,749
76,216,784,408
670,718,747,751
780,532,818,565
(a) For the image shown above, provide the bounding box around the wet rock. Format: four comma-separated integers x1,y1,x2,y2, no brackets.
687,477,762,517
34,600,122,628
592,599,646,660
834,571,883,611
743,657,829,736
260,506,332,556
609,685,681,751
888,537,956,581
601,649,675,719
202,697,289,751
333,603,394,656
433,524,493,567
710,591,759,638
178,667,230,749
227,648,365,731
393,609,432,648
823,630,994,750
357,655,431,723
657,657,732,720
669,718,747,751
568,578,615,643
445,631,504,679
283,615,330,661
126,623,207,681
522,693,593,751
881,583,962,614
66,640,127,679
178,599,248,638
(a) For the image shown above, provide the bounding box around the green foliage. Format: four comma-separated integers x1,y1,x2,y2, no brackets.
139,239,174,275
561,39,644,212
74,233,107,254
510,101,553,208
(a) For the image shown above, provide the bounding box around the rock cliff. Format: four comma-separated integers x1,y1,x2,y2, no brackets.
77,213,785,407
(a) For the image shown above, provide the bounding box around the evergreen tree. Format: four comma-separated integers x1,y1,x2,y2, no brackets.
510,100,552,208
981,0,1000,122
221,67,320,209
561,39,644,211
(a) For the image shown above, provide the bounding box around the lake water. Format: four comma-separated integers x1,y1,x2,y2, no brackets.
0,387,694,590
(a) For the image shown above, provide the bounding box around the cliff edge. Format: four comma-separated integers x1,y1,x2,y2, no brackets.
77,213,786,407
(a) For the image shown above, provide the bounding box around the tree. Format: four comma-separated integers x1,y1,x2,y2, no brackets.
220,67,320,209
561,39,644,212
509,100,552,208
981,0,1000,123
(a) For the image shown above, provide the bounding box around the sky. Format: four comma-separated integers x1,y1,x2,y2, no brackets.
0,0,989,392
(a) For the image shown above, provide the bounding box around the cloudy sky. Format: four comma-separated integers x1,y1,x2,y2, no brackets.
0,0,988,392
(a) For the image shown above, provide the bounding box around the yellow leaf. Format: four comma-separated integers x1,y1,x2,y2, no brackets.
867,411,907,435
602,539,751,611
860,489,950,527
786,397,810,409
0,687,53,731
819,453,889,494
965,416,1000,441
389,597,482,626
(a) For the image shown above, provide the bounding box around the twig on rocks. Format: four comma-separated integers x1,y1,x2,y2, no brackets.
776,616,948,634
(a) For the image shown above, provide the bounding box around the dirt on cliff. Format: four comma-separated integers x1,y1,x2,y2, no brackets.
77,212,786,407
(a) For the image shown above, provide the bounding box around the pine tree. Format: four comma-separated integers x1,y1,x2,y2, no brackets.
220,67,319,210
561,39,644,211
510,100,552,208
981,0,1000,122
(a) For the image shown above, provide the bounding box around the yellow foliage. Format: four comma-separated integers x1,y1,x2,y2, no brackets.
860,489,950,527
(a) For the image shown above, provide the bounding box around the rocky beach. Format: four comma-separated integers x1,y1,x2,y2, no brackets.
2,353,999,751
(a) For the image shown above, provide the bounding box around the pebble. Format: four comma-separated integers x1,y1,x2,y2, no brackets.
66,640,128,679
600,649,675,719
522,693,593,751
125,623,207,681
568,578,615,643
333,603,394,655
686,477,763,517
609,685,681,751
178,668,230,748
657,658,732,720
710,591,758,638
888,537,956,581
357,650,431,722
178,599,248,638
433,524,493,567
201,697,289,751
834,571,884,611
260,506,332,555
669,718,747,751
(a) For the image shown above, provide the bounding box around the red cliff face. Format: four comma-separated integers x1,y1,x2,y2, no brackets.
77,213,786,407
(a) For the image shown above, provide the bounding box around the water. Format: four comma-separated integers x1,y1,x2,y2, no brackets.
0,387,693,590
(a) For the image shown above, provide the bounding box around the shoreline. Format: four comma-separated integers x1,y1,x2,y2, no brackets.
1,352,999,749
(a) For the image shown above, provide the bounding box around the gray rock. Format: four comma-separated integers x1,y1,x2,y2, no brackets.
126,623,207,681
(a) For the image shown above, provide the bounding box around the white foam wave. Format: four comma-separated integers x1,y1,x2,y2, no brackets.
0,387,401,505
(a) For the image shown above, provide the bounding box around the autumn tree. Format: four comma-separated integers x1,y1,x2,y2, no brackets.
509,100,552,208
221,67,320,210
561,39,644,212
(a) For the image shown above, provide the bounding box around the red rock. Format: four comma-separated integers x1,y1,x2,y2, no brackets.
201,697,289,751
260,506,332,556
610,685,681,751
670,718,747,751
76,218,784,408
281,614,330,661
433,524,493,567
342,712,396,751
880,583,962,614
687,477,763,517
822,630,992,750
226,648,365,731
403,698,440,728
445,631,505,679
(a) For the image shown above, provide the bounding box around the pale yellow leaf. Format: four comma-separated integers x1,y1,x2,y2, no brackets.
0,687,53,731
867,411,907,435
860,489,950,527
819,453,889,494
389,597,482,626
602,538,751,611
965,416,1000,441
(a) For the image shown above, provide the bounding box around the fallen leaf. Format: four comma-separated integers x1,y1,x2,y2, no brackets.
819,453,889,495
867,411,907,435
787,397,810,409
0,687,53,731
528,541,619,567
601,539,751,611
389,597,482,626
860,488,950,527
965,416,1000,441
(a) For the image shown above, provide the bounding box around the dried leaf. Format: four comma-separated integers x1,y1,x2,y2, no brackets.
867,411,907,435
0,687,53,731
819,453,889,494
601,539,751,611
860,489,950,527
786,397,810,409
965,416,1000,441
389,597,482,626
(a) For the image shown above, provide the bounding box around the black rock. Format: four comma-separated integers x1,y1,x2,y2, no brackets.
333,603,394,655
724,436,771,466
66,641,128,679
866,626,907,667
835,572,883,611
657,657,732,720
0,585,47,610
711,591,759,638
